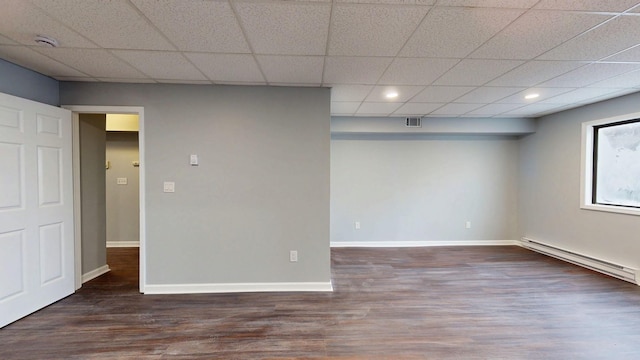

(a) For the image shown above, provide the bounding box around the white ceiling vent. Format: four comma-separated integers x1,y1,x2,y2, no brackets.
34,35,59,47
405,117,422,128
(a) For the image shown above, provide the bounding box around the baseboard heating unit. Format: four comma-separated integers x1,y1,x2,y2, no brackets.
520,237,639,285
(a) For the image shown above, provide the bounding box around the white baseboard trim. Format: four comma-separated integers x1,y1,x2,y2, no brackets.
143,281,334,295
82,265,110,283
330,240,519,248
106,241,140,248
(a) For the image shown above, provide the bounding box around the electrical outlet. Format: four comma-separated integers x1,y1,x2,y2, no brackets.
355,221,361,230
465,221,471,229
289,250,298,262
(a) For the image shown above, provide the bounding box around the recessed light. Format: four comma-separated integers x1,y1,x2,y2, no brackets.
385,91,399,99
524,93,540,100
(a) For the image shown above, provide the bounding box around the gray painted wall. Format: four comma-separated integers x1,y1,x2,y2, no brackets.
79,114,107,275
0,59,59,106
106,132,139,245
519,92,640,268
331,134,519,243
61,83,331,285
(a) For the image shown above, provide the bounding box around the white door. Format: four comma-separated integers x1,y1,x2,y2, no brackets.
0,92,74,328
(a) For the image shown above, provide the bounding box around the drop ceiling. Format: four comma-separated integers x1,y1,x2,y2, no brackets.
1,0,640,118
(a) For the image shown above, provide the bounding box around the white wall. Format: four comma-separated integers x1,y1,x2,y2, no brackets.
61,83,331,289
331,134,519,244
105,132,139,246
519,92,640,268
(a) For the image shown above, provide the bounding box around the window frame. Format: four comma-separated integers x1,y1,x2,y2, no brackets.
581,112,640,216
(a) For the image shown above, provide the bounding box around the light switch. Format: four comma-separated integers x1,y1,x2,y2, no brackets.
163,181,175,193
190,154,198,166
117,177,127,185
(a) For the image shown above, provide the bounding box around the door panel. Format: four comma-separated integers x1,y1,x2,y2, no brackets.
0,92,74,328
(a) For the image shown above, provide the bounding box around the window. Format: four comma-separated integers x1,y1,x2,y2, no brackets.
581,113,640,216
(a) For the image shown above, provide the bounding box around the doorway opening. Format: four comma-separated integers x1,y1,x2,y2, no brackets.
67,106,146,293
105,114,140,249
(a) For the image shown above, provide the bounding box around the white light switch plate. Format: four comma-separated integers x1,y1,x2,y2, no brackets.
163,181,175,193
190,154,198,166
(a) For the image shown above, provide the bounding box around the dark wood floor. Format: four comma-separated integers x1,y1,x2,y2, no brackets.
2,246,640,359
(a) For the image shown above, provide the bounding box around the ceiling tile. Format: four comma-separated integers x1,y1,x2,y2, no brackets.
533,0,640,11
331,102,360,115
586,69,640,88
330,85,374,102
454,87,525,103
356,102,403,116
470,11,610,60
337,0,435,4
435,0,537,7
392,102,444,116
364,85,424,102
538,15,640,61
32,0,175,50
268,83,322,87
131,0,249,53
584,88,640,103
156,79,212,85
184,53,264,83
234,2,331,55
496,87,576,104
34,48,149,79
487,61,586,87
503,102,568,116
465,103,526,116
434,59,524,86
0,34,17,45
430,103,483,115
0,45,87,77
400,7,523,58
112,50,206,80
0,0,96,48
329,4,428,56
602,44,640,62
536,63,640,87
411,86,475,102
379,58,459,85
96,78,157,83
539,88,628,104
256,55,323,84
55,76,98,82
323,57,393,84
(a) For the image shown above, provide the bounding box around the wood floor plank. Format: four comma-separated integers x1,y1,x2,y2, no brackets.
2,246,640,359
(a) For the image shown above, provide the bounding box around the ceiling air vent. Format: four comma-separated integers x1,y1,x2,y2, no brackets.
405,117,422,128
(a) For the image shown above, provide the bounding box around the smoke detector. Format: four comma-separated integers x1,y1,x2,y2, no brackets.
34,35,59,47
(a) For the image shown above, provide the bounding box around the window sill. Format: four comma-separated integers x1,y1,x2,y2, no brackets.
581,203,640,217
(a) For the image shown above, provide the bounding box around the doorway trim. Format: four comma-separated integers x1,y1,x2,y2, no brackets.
64,105,146,293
